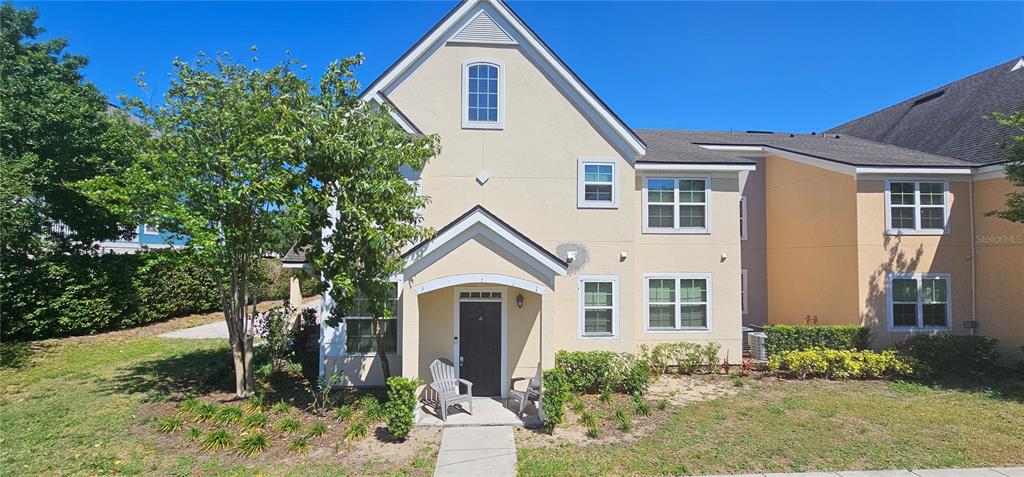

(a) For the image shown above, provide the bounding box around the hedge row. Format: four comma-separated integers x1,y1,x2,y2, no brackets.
767,348,914,379
764,324,871,355
2,250,222,340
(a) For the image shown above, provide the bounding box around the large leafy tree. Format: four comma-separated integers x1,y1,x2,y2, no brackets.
88,51,437,396
988,111,1024,223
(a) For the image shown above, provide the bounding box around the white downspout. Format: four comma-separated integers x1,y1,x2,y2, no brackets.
969,178,978,335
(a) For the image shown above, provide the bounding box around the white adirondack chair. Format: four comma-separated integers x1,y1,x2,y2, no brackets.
506,364,542,417
429,358,473,421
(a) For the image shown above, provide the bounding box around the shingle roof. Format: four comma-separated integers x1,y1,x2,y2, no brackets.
636,129,974,167
829,57,1024,165
282,246,306,265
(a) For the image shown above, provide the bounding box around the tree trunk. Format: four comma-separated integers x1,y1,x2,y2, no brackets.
373,316,392,380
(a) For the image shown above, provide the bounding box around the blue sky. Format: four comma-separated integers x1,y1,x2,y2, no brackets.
13,1,1023,133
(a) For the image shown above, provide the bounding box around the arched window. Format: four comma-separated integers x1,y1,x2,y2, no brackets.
463,61,503,129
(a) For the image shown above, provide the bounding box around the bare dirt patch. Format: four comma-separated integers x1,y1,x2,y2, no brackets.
516,374,738,448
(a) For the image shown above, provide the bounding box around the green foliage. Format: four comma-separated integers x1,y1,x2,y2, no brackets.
632,397,651,417
244,394,264,412
333,404,354,422
384,376,418,440
242,412,268,431
356,395,385,423
178,397,200,416
306,421,328,438
185,427,202,443
612,408,632,432
213,405,243,425
154,416,182,434
764,325,871,355
570,398,587,415
3,249,221,340
275,417,301,434
343,421,369,441
200,429,234,451
541,367,570,431
271,400,291,415
579,410,597,428
287,437,310,455
899,334,999,378
656,399,668,411
192,403,219,423
643,342,721,375
585,425,600,439
555,350,653,396
598,387,612,404
254,305,297,369
987,111,1024,222
237,432,269,457
767,348,914,379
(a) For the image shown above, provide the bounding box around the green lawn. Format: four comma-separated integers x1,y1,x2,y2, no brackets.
0,329,435,476
518,377,1024,476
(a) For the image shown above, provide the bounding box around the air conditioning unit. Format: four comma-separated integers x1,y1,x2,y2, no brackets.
748,332,768,361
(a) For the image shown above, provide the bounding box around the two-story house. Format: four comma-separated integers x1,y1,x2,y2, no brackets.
318,0,1023,393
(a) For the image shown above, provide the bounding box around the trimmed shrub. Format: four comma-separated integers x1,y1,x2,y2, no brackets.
767,348,913,379
899,334,999,378
555,350,654,395
541,367,571,431
612,353,650,396
764,324,871,355
644,342,721,375
384,376,419,440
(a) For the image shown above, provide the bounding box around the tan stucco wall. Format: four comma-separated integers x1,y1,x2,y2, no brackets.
765,156,861,326
972,177,1024,360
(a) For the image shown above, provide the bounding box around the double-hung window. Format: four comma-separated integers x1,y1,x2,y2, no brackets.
888,273,950,331
739,196,748,240
577,159,617,208
645,273,712,331
462,61,503,129
740,269,748,315
885,180,948,234
578,276,618,338
341,284,400,354
644,177,710,233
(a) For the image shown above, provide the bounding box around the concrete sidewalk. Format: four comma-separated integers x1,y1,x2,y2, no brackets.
700,468,1024,477
433,426,516,477
158,297,321,339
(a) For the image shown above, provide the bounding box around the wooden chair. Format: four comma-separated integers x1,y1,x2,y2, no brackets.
428,358,473,421
506,365,541,417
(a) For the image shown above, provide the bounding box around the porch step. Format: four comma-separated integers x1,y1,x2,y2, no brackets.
417,397,541,428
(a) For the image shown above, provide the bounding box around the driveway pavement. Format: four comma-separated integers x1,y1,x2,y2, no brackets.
158,297,320,339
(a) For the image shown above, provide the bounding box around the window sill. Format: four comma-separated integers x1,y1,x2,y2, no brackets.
462,122,503,130
888,327,950,333
578,334,618,340
644,328,711,333
578,202,618,209
642,228,711,235
885,229,948,236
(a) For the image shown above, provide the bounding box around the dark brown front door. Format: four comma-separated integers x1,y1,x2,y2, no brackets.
458,301,501,396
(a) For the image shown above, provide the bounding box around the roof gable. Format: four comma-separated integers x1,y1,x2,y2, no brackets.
360,0,645,157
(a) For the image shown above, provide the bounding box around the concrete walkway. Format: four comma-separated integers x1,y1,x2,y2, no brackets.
433,426,516,477
158,297,320,339
701,468,1024,477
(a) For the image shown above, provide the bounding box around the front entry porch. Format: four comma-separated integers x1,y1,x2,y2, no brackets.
416,396,541,427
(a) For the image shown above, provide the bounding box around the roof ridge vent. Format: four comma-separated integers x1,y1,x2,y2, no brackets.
911,90,945,107
745,130,773,134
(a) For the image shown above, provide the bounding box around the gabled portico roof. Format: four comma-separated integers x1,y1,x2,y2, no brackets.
402,205,568,279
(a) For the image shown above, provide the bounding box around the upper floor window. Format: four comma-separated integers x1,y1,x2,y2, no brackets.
577,158,617,208
643,177,710,233
888,273,950,331
739,196,748,240
885,180,948,234
462,61,503,129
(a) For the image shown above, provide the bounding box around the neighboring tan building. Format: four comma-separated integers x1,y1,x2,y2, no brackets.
316,0,1024,392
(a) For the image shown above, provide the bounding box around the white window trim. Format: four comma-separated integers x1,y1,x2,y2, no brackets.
886,272,952,332
577,158,618,209
142,224,160,235
641,176,712,234
741,269,748,315
332,281,403,357
461,58,505,130
643,272,713,332
739,196,748,241
577,275,619,339
884,179,950,235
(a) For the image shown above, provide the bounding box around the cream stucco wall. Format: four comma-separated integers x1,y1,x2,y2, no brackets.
323,40,745,386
